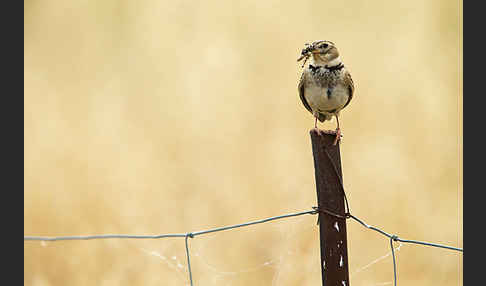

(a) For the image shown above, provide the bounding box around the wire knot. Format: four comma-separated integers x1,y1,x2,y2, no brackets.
186,232,194,239
311,206,348,219
391,235,399,241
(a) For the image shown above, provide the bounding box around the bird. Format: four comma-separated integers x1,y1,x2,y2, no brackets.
297,40,354,145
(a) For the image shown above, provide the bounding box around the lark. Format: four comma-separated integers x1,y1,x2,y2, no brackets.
297,40,354,145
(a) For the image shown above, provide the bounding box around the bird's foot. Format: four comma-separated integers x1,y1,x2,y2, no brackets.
317,129,337,135
314,129,343,144
333,128,342,145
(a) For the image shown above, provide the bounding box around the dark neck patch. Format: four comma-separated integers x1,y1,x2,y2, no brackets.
309,63,344,74
309,64,321,73
325,63,344,71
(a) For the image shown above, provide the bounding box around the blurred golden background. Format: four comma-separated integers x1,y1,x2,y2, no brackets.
24,0,462,285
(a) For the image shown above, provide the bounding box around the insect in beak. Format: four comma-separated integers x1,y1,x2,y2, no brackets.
297,45,313,68
297,54,308,62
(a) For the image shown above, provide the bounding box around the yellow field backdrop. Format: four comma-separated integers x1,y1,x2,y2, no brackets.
24,0,462,285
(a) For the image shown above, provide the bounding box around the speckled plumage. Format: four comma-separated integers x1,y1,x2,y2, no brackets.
298,64,354,122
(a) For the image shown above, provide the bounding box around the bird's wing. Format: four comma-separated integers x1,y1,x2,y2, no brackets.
298,71,312,113
341,69,355,109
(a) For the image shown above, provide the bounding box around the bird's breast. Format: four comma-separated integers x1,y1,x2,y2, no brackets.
304,81,349,113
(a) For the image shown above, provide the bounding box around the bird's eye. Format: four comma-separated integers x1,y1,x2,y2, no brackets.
321,44,328,49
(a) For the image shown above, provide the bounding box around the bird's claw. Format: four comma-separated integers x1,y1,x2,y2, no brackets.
313,128,343,145
333,128,342,145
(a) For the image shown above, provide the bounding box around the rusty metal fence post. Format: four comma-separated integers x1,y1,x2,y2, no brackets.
310,129,350,286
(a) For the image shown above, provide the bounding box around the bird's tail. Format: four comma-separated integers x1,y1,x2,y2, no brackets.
317,113,332,122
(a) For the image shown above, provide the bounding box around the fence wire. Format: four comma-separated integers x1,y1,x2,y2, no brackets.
24,208,462,286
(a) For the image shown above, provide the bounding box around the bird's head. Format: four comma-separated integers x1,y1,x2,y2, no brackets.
297,40,340,67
